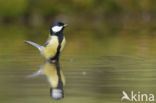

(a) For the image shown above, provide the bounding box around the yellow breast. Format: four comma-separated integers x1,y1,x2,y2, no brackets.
42,36,66,59
42,36,59,59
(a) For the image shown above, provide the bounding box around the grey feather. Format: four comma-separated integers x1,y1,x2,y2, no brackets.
24,40,44,52
44,39,50,46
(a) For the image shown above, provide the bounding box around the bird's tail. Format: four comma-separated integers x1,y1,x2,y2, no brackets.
24,40,44,52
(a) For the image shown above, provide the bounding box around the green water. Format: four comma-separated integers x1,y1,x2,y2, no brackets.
0,24,156,103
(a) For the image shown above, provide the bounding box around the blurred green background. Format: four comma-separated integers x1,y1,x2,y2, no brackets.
0,0,156,55
0,0,156,103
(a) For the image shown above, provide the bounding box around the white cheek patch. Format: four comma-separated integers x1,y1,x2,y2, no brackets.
52,26,63,32
52,89,63,99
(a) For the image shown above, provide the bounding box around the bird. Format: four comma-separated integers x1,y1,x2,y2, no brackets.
24,21,67,62
26,61,65,100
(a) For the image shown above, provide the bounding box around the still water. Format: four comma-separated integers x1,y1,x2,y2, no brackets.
0,25,156,103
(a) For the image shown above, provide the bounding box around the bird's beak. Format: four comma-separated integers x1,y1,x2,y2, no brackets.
63,24,68,27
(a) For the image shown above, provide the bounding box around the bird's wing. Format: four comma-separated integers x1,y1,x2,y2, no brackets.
24,40,44,52
44,39,50,46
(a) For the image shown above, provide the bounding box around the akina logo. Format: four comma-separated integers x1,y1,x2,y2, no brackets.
121,91,154,102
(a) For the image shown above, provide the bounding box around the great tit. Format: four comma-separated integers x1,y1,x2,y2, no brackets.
24,21,67,62
26,61,65,100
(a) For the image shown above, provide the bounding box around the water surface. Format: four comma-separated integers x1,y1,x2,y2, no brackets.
0,25,156,103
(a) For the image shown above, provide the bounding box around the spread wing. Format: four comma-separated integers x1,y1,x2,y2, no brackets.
44,39,51,46
24,40,44,52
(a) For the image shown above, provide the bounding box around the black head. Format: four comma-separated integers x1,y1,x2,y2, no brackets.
50,21,68,35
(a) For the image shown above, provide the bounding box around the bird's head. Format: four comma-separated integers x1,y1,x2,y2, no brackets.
50,88,64,100
50,21,68,35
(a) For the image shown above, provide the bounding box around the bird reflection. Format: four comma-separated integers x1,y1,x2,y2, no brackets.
27,61,65,100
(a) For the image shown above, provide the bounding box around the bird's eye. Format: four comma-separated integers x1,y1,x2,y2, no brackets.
58,23,64,26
